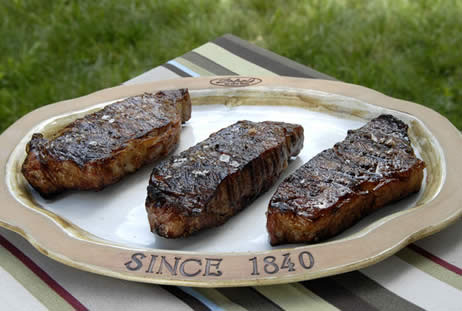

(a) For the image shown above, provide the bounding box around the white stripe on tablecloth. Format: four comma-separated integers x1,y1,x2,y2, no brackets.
361,255,462,311
415,219,462,269
0,266,48,311
123,66,182,85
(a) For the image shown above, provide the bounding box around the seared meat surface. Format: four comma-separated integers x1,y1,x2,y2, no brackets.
146,120,304,238
22,89,191,197
267,115,425,245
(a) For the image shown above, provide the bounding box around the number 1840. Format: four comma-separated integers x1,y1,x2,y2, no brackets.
248,251,314,275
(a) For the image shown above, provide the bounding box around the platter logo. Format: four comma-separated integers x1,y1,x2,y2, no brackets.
210,77,262,87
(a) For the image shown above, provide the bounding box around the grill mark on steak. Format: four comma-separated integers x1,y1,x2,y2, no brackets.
22,89,191,197
146,120,304,238
267,114,425,245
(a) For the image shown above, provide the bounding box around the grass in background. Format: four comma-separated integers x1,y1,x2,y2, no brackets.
1,0,461,132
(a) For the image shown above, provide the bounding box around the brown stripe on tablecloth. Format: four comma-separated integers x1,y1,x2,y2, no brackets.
161,285,210,311
182,51,237,76
0,234,88,311
161,63,192,77
218,287,283,311
214,34,336,80
302,276,379,311
331,271,425,311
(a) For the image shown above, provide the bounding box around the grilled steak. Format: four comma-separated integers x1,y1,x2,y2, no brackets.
146,120,304,238
22,89,191,197
267,114,425,245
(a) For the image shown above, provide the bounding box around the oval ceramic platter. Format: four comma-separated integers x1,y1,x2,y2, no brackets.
1,76,461,287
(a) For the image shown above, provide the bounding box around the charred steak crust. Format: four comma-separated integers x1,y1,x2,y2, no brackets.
22,89,191,197
267,114,425,245
146,120,304,238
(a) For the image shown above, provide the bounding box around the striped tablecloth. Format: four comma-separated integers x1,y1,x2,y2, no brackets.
1,34,461,311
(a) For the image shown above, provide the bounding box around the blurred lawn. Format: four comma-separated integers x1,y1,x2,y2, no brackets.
1,0,461,132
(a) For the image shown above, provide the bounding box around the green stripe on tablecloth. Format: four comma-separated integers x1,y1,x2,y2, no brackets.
331,271,425,311
214,34,335,80
397,247,462,290
0,244,74,311
174,57,216,76
182,51,236,75
194,43,278,76
254,283,339,311
194,288,248,311
218,287,283,311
